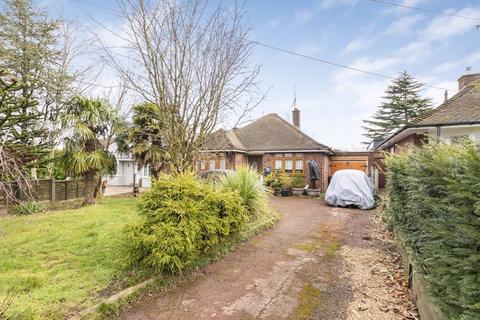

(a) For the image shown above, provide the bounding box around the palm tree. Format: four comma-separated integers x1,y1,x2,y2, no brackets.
61,97,117,205
116,102,165,178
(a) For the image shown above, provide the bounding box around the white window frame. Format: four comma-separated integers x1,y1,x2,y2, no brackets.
143,165,150,177
219,158,226,170
209,159,216,170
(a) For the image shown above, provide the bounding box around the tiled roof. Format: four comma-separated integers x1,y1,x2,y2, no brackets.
203,129,246,151
413,81,480,125
204,113,330,152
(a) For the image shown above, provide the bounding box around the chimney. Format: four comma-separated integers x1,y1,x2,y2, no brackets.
458,67,480,90
292,108,300,128
444,90,448,102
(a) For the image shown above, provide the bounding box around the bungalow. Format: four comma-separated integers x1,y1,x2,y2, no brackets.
200,109,333,191
103,145,152,188
375,72,480,153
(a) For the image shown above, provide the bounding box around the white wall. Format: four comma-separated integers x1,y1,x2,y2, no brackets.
439,126,480,144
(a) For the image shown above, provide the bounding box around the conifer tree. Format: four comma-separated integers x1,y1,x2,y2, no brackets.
0,69,46,203
0,69,46,165
0,0,74,177
363,71,432,143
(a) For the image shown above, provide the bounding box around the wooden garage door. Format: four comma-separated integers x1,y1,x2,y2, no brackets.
329,156,367,176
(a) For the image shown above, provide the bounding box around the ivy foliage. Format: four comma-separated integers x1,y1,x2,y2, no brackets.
125,171,247,274
385,142,480,319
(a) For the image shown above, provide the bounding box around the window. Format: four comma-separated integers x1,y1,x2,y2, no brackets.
295,160,303,174
219,158,226,170
275,160,282,173
143,165,150,177
209,159,216,170
273,155,304,175
475,133,480,143
117,161,125,176
450,135,469,145
285,159,293,174
200,160,206,171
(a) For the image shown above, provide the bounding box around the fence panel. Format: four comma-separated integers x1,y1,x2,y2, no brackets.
36,179,85,202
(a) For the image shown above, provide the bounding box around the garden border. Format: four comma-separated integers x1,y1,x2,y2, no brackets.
393,230,444,320
67,212,279,319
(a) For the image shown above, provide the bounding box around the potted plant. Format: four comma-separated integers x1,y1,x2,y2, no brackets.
279,174,292,196
291,173,305,196
306,180,321,197
269,173,283,196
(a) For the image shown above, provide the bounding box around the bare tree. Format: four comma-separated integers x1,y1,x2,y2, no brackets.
98,0,262,172
0,144,35,208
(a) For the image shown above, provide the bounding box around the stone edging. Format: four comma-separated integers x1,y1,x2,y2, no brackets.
68,213,279,319
393,230,444,320
67,278,155,320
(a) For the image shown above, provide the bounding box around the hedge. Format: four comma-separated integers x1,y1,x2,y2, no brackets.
385,142,480,319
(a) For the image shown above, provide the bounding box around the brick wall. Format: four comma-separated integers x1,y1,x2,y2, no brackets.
388,133,428,154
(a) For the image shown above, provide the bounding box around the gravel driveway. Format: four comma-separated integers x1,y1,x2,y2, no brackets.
120,197,413,320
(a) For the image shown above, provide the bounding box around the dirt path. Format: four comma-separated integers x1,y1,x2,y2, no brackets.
121,197,415,320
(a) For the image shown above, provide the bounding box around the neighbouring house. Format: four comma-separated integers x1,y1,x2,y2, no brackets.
200,109,333,191
104,145,152,188
372,71,480,189
375,72,480,153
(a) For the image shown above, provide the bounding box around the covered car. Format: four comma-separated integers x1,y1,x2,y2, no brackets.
325,169,375,210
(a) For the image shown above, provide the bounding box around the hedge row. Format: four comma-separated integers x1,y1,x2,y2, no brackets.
385,142,480,319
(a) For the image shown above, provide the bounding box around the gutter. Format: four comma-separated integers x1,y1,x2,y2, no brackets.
375,121,480,150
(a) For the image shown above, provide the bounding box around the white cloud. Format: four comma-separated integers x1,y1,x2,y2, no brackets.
423,80,458,106
334,39,432,83
341,36,375,55
383,15,424,36
293,0,358,24
299,77,389,149
396,40,432,61
268,17,283,29
432,50,480,74
402,0,429,6
318,0,359,10
423,7,480,41
294,42,325,56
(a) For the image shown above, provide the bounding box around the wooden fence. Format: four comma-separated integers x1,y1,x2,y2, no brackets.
34,179,85,202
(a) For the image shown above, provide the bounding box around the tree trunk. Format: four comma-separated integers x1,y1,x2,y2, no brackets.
93,176,103,199
83,170,96,205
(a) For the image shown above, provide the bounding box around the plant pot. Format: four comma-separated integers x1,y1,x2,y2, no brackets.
280,188,292,196
306,188,321,197
291,188,304,196
273,188,282,196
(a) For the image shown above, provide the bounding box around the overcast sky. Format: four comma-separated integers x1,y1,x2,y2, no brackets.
40,0,480,150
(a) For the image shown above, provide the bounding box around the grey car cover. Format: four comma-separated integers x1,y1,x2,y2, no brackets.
325,169,375,210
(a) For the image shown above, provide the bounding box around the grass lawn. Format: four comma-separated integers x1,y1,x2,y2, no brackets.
0,197,140,319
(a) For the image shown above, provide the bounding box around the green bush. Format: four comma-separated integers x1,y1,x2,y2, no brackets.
221,165,267,216
125,171,247,274
291,172,305,188
9,201,48,215
279,174,292,189
385,142,480,319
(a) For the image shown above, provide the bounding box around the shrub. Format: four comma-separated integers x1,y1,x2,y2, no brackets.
263,172,277,186
279,174,292,189
221,165,267,216
9,201,48,215
125,171,247,274
291,172,305,189
385,142,480,319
